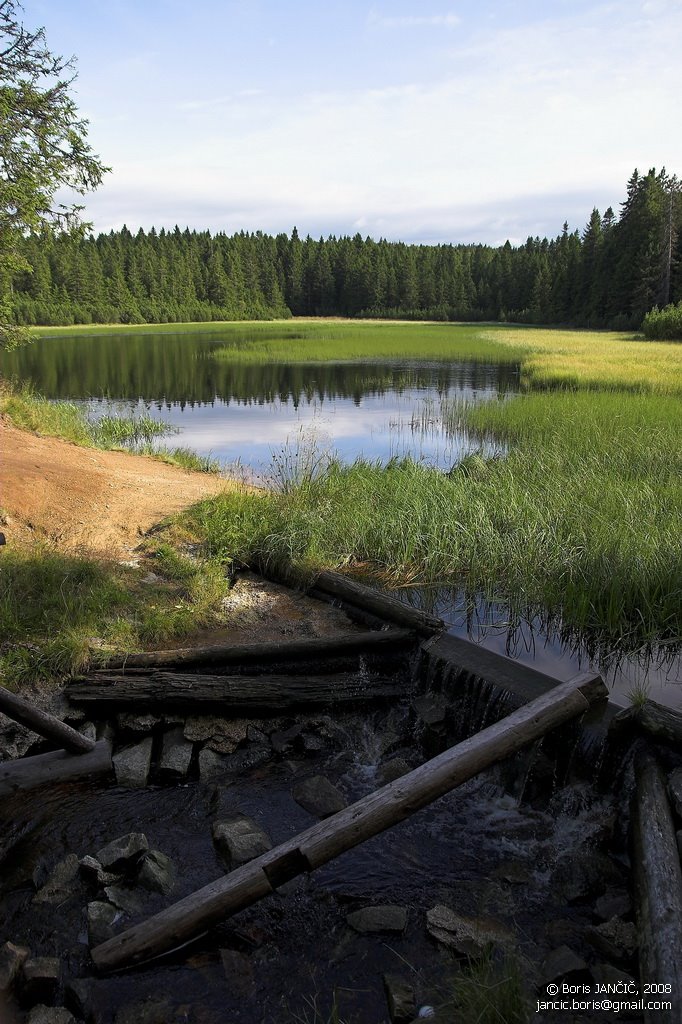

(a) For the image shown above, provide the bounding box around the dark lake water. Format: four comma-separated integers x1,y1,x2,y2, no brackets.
0,331,520,479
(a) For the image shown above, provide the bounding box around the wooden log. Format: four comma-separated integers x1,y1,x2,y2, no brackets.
91,671,606,971
98,628,415,672
631,750,682,1024
67,671,408,714
636,700,682,747
312,571,444,636
0,739,113,796
0,684,95,755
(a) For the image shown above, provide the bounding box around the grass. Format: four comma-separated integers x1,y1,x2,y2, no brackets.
0,531,233,690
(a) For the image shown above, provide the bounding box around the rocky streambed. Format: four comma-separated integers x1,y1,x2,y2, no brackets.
1,658,681,1024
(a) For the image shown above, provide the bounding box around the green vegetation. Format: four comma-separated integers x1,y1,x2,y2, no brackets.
179,323,682,653
642,301,682,341
0,381,221,472
5,169,682,333
0,535,231,690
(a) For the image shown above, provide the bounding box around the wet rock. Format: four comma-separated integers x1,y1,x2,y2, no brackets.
159,727,193,779
247,724,269,745
347,905,408,935
114,997,173,1024
426,905,514,957
87,901,120,947
552,851,624,903
113,737,153,788
78,855,120,887
271,724,303,755
292,775,347,818
222,744,272,773
27,1007,77,1024
302,732,326,755
116,713,160,734
184,717,249,753
594,890,631,922
668,768,682,819
219,949,255,996
97,833,149,871
590,963,638,988
104,886,143,916
64,978,97,1021
541,946,589,985
493,861,533,886
33,854,80,905
383,974,416,1023
411,696,447,728
21,958,61,1005
199,746,226,781
0,941,30,992
137,850,175,895
544,919,583,948
586,917,638,961
377,757,411,785
212,817,272,869
79,721,97,743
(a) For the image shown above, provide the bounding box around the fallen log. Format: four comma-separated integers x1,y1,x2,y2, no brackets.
0,684,95,755
67,671,408,714
0,739,113,796
91,671,606,971
97,628,415,672
312,571,444,636
631,750,682,1024
608,700,682,747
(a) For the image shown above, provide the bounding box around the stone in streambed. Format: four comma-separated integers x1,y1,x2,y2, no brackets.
27,1007,77,1024
21,958,61,1005
346,905,408,935
0,941,30,992
137,850,175,895
292,775,347,818
104,886,143,916
426,904,514,957
212,817,272,869
96,833,149,871
586,917,637,961
540,946,589,985
113,737,153,788
33,854,80,905
78,855,120,887
159,727,193,779
383,974,416,1024
87,901,120,947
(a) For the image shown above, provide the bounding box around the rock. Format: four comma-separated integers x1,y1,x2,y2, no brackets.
219,949,255,996
64,978,98,1021
21,958,61,1005
411,696,447,728
27,1007,77,1024
292,775,347,818
541,946,589,985
347,905,408,935
426,905,514,957
97,833,149,871
184,717,249,753
78,855,120,887
668,768,682,819
159,727,193,779
137,850,175,895
104,886,143,916
116,713,160,734
586,917,638,961
79,721,97,742
113,737,153,788
222,745,271,774
377,757,411,785
302,732,326,755
551,851,623,903
114,997,173,1024
246,724,268,744
383,974,416,1024
590,963,638,987
87,901,120,947
271,724,303,755
594,890,631,922
33,854,80,905
212,817,272,869
0,941,30,992
493,861,533,886
199,747,227,781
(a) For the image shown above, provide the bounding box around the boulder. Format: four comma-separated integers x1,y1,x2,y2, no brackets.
104,885,143,916
137,850,175,895
159,727,193,779
78,855,120,887
377,757,411,785
383,974,416,1024
212,817,272,869
593,890,631,922
541,946,589,985
222,745,271,774
0,941,30,992
292,775,347,818
27,1007,77,1024
426,905,514,957
347,905,408,935
219,949,255,996
184,717,249,753
113,737,153,788
33,854,80,905
199,747,226,781
586,917,637,962
87,901,120,947
21,958,61,1005
116,713,160,734
97,833,149,872
271,724,303,755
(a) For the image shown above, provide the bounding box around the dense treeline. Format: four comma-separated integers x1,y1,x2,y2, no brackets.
5,167,681,330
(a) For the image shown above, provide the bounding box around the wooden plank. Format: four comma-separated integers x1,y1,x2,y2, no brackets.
91,671,606,971
0,739,113,796
67,671,408,713
312,571,444,636
631,751,682,1024
0,684,95,755
98,628,415,672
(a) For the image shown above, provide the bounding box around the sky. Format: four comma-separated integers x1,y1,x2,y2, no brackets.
25,0,682,245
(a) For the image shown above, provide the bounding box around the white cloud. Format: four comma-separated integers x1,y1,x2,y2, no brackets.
368,10,461,28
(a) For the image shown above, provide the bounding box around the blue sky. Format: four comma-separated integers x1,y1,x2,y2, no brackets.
27,0,682,244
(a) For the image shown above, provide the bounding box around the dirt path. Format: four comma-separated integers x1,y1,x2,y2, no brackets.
0,419,232,556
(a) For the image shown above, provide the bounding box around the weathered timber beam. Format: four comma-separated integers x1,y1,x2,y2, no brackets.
0,684,95,755
67,671,407,714
91,671,606,971
312,571,444,636
631,751,682,1024
97,628,415,672
0,739,113,796
609,700,682,747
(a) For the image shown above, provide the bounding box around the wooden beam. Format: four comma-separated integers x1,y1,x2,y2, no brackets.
0,684,95,755
97,628,415,672
631,751,682,1024
312,571,444,636
91,671,606,972
67,671,408,714
0,739,113,796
